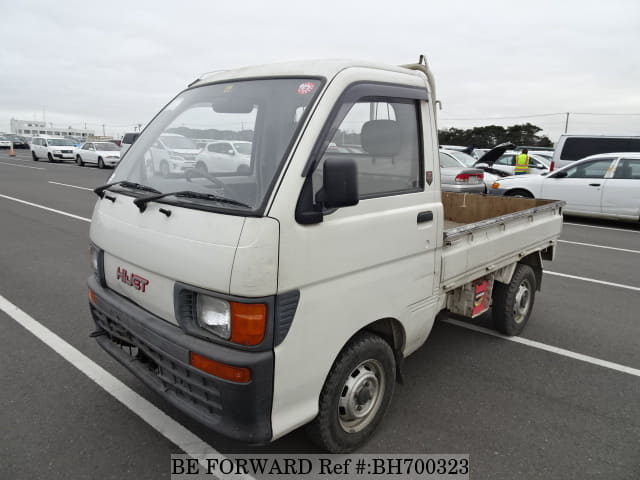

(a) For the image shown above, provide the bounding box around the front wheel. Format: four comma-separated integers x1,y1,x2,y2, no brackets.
492,264,537,336
305,332,396,453
47,152,54,163
32,151,38,161
98,157,105,169
76,155,84,166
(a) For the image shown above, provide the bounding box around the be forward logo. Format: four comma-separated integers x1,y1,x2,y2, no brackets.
116,267,149,293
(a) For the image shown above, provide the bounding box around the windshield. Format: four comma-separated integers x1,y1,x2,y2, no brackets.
233,142,252,155
112,78,322,214
94,142,119,151
161,135,199,150
48,138,76,146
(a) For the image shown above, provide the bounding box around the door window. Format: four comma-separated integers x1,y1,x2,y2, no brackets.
563,159,614,179
613,159,640,179
313,98,422,199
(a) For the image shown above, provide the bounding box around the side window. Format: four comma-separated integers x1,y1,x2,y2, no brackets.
314,98,422,199
564,159,614,179
439,152,461,168
614,159,640,179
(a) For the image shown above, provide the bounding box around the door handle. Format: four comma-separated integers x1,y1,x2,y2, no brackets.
417,211,433,223
589,183,601,187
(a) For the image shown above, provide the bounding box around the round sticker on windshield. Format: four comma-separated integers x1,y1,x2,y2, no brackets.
297,82,315,95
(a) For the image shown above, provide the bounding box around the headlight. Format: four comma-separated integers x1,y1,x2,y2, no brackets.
197,294,231,339
89,244,100,273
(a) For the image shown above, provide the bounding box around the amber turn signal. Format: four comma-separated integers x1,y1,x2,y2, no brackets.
189,352,251,383
88,289,97,304
230,302,267,346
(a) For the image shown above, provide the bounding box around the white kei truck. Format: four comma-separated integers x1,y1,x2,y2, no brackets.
88,57,564,453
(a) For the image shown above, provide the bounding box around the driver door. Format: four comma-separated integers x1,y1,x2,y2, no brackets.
541,158,615,214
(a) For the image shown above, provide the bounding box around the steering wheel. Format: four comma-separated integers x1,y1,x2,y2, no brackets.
184,168,242,201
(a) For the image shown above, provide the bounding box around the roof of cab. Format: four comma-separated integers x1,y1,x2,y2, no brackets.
192,59,425,87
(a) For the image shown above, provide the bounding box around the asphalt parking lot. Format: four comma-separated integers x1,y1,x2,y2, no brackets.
1,148,639,480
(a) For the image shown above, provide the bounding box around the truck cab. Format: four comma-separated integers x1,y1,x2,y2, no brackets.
88,59,563,452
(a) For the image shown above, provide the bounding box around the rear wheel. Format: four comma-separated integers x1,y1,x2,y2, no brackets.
492,264,537,336
32,151,38,161
305,332,396,453
76,155,84,166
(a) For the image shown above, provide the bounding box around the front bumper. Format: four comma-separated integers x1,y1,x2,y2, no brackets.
53,152,75,159
88,276,274,444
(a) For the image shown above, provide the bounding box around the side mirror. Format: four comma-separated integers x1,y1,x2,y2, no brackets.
323,157,359,209
475,162,489,168
227,149,235,155
553,171,568,178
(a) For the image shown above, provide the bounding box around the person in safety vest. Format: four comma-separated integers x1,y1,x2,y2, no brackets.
514,149,530,175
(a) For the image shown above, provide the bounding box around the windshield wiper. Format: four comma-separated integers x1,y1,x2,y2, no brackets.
94,181,161,199
133,190,250,212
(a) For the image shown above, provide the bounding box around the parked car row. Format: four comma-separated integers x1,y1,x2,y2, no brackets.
489,152,640,221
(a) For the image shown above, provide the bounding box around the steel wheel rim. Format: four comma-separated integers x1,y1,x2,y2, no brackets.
338,359,385,433
513,279,532,324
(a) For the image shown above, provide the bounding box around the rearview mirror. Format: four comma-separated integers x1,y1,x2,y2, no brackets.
212,98,254,114
323,157,359,209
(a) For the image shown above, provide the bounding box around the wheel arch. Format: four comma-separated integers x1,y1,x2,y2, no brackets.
505,188,535,198
518,251,543,291
340,317,407,384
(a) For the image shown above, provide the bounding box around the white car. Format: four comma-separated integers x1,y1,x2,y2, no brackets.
149,133,201,177
76,142,121,168
31,136,77,162
478,151,551,176
440,148,502,193
0,136,12,148
489,152,640,221
195,140,252,173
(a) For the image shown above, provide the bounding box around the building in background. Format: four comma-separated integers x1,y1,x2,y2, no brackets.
10,118,94,138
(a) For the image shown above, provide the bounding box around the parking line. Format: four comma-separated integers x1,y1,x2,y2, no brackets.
558,240,640,255
0,194,91,223
0,161,46,170
0,293,242,475
564,222,640,234
545,270,640,292
48,181,93,191
442,317,640,378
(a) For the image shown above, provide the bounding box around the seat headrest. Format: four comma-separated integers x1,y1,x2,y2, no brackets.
361,120,401,156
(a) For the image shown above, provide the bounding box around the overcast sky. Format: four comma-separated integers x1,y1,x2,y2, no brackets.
2,0,639,142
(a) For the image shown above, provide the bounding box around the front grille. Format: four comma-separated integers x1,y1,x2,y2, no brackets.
92,306,222,417
61,150,73,153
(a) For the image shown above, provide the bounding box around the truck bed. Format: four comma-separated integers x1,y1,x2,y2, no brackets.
441,192,564,290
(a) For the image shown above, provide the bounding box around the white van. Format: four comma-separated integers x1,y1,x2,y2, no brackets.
120,132,140,157
553,134,640,169
31,135,77,162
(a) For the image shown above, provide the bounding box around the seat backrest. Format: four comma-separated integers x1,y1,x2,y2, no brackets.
361,120,401,157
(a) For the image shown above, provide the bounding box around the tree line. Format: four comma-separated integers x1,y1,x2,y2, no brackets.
438,123,553,148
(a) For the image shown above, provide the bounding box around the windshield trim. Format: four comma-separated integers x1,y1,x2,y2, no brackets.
115,75,327,218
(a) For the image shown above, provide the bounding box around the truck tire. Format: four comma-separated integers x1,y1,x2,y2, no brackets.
305,332,396,453
492,263,536,336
